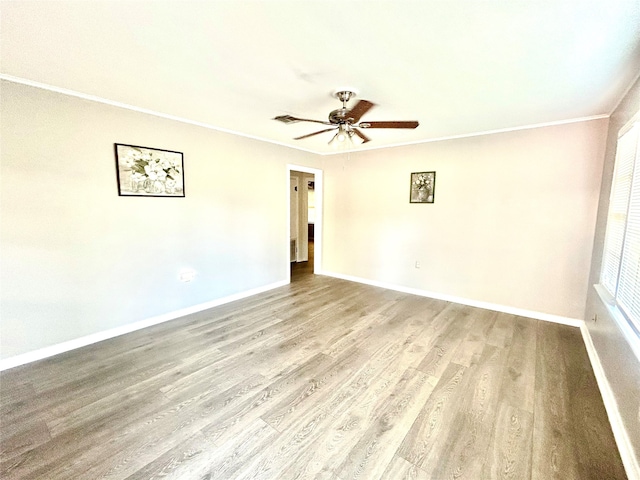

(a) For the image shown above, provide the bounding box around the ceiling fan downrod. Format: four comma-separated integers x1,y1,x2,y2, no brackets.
335,90,355,108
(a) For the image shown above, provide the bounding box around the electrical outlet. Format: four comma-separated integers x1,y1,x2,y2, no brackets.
415,261,420,269
179,269,197,283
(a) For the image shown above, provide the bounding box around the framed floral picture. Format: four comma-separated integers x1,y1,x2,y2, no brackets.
115,143,185,197
410,171,435,203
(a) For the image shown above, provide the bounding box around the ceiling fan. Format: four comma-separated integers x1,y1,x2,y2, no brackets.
273,90,419,145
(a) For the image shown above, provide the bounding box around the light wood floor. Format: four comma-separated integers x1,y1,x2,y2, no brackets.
0,272,627,479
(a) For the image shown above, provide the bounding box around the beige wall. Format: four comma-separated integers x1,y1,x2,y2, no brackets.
322,119,608,320
585,75,640,468
0,81,319,359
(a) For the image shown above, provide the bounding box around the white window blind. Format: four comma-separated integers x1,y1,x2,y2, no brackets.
601,122,640,333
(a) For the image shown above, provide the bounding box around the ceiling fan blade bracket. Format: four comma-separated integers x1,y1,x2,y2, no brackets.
294,127,338,140
273,115,332,126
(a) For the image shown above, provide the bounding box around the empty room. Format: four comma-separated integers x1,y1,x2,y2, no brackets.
1,1,640,479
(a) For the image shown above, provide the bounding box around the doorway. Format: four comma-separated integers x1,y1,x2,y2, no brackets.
287,165,323,281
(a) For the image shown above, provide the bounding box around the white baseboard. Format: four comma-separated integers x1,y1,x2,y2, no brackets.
319,270,583,327
580,324,640,480
0,280,288,372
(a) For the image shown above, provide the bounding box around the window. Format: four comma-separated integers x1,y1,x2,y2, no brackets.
601,119,640,335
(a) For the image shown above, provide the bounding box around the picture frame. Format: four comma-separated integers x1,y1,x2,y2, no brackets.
410,171,435,203
115,143,185,197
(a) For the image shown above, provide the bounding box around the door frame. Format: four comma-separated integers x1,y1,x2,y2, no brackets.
286,164,323,280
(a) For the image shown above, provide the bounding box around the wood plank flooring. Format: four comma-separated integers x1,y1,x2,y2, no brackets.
0,272,627,479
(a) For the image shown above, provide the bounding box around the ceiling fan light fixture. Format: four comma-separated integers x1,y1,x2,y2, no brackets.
329,124,354,147
337,124,348,142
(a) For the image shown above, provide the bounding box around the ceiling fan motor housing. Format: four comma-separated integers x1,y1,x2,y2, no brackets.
329,108,349,124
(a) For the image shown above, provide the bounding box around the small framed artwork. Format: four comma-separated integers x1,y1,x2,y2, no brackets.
410,171,436,203
115,143,185,197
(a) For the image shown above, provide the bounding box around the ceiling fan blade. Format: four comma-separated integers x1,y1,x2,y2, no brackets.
294,127,337,140
273,115,332,125
345,100,375,123
352,128,371,144
358,121,419,129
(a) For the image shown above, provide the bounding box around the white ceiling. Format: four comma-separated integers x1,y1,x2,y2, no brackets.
2,0,640,155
